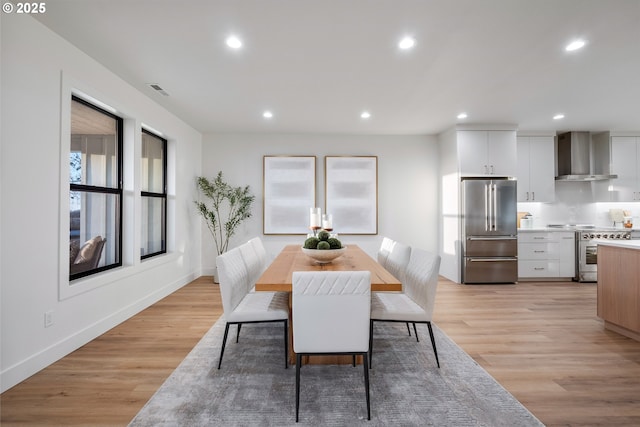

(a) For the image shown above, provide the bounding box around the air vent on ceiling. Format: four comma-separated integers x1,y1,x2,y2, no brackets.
147,83,169,97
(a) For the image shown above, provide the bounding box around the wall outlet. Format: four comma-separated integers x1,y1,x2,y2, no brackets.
44,311,53,328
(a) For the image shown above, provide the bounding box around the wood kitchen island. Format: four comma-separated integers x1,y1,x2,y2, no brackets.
597,240,640,341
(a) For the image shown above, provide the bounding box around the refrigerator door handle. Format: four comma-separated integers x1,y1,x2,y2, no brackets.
484,183,489,231
492,183,498,231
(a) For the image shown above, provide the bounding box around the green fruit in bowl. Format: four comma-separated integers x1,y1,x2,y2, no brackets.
317,230,330,241
317,241,331,250
327,237,342,249
304,237,320,249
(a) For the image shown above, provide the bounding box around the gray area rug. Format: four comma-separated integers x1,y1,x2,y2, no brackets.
129,318,543,426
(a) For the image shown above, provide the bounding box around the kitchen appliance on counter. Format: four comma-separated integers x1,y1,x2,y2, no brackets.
461,177,517,284
577,227,631,282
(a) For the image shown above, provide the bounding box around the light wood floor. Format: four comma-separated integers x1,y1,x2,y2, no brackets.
2,276,640,426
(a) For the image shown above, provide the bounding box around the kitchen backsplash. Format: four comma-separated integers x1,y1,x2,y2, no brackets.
517,181,640,228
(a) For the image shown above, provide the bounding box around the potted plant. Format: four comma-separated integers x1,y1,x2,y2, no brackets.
195,171,255,282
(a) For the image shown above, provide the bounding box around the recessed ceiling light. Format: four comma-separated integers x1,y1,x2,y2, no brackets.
565,39,586,51
398,36,416,50
360,111,371,119
226,35,243,49
553,114,565,120
457,112,468,119
263,110,273,119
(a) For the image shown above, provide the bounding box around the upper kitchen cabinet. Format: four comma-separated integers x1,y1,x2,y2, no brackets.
517,136,555,202
458,130,517,176
609,136,640,201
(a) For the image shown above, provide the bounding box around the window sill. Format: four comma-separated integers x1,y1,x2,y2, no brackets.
60,252,180,300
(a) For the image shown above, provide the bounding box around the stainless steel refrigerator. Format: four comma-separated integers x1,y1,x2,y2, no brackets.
461,177,518,284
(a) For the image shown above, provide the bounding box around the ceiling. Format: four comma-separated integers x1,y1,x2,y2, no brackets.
35,0,640,135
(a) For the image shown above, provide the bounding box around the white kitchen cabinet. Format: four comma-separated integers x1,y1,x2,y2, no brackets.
558,232,576,278
518,232,559,278
517,136,555,202
609,136,640,201
518,231,575,280
458,130,517,176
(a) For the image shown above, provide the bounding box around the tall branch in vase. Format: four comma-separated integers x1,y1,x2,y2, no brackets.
195,172,255,256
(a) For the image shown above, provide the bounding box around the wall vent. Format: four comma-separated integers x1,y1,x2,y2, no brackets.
147,83,169,97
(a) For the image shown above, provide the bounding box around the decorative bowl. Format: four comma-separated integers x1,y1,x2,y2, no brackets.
301,246,347,264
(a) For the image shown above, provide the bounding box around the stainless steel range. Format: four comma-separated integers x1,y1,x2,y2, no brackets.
577,228,631,282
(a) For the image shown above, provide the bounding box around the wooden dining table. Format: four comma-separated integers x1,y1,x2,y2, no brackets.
255,244,402,292
255,244,401,364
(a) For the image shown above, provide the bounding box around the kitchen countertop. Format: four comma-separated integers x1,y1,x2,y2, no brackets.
517,227,579,232
518,227,640,232
594,239,640,249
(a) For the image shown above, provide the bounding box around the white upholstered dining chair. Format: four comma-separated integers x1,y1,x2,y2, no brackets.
376,237,415,337
216,246,289,369
369,248,442,368
377,236,395,267
248,236,269,269
239,240,263,293
292,270,372,422
382,239,411,282
237,237,287,343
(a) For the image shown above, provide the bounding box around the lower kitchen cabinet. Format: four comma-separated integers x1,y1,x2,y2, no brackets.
518,231,575,280
558,232,576,277
597,242,640,341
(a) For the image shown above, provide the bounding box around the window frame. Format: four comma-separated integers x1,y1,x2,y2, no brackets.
140,128,168,260
69,95,124,281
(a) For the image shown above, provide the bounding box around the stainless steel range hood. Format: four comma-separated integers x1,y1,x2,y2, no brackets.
555,131,617,181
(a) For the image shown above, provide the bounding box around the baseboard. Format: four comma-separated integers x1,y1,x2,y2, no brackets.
604,321,640,342
0,270,197,393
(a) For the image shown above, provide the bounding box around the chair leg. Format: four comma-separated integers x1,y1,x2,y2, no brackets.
295,354,302,422
427,321,440,368
413,322,420,342
284,320,289,369
368,319,374,367
363,352,371,420
406,322,412,336
236,324,242,343
218,323,230,369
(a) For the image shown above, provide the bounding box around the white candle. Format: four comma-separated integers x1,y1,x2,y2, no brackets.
309,207,321,229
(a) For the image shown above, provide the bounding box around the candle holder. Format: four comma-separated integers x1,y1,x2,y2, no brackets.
322,213,333,232
309,207,321,236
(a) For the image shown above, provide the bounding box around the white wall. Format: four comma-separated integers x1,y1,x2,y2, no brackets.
200,133,439,271
1,15,202,391
437,128,461,282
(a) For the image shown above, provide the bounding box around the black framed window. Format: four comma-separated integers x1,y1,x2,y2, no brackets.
69,95,123,280
141,129,167,259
